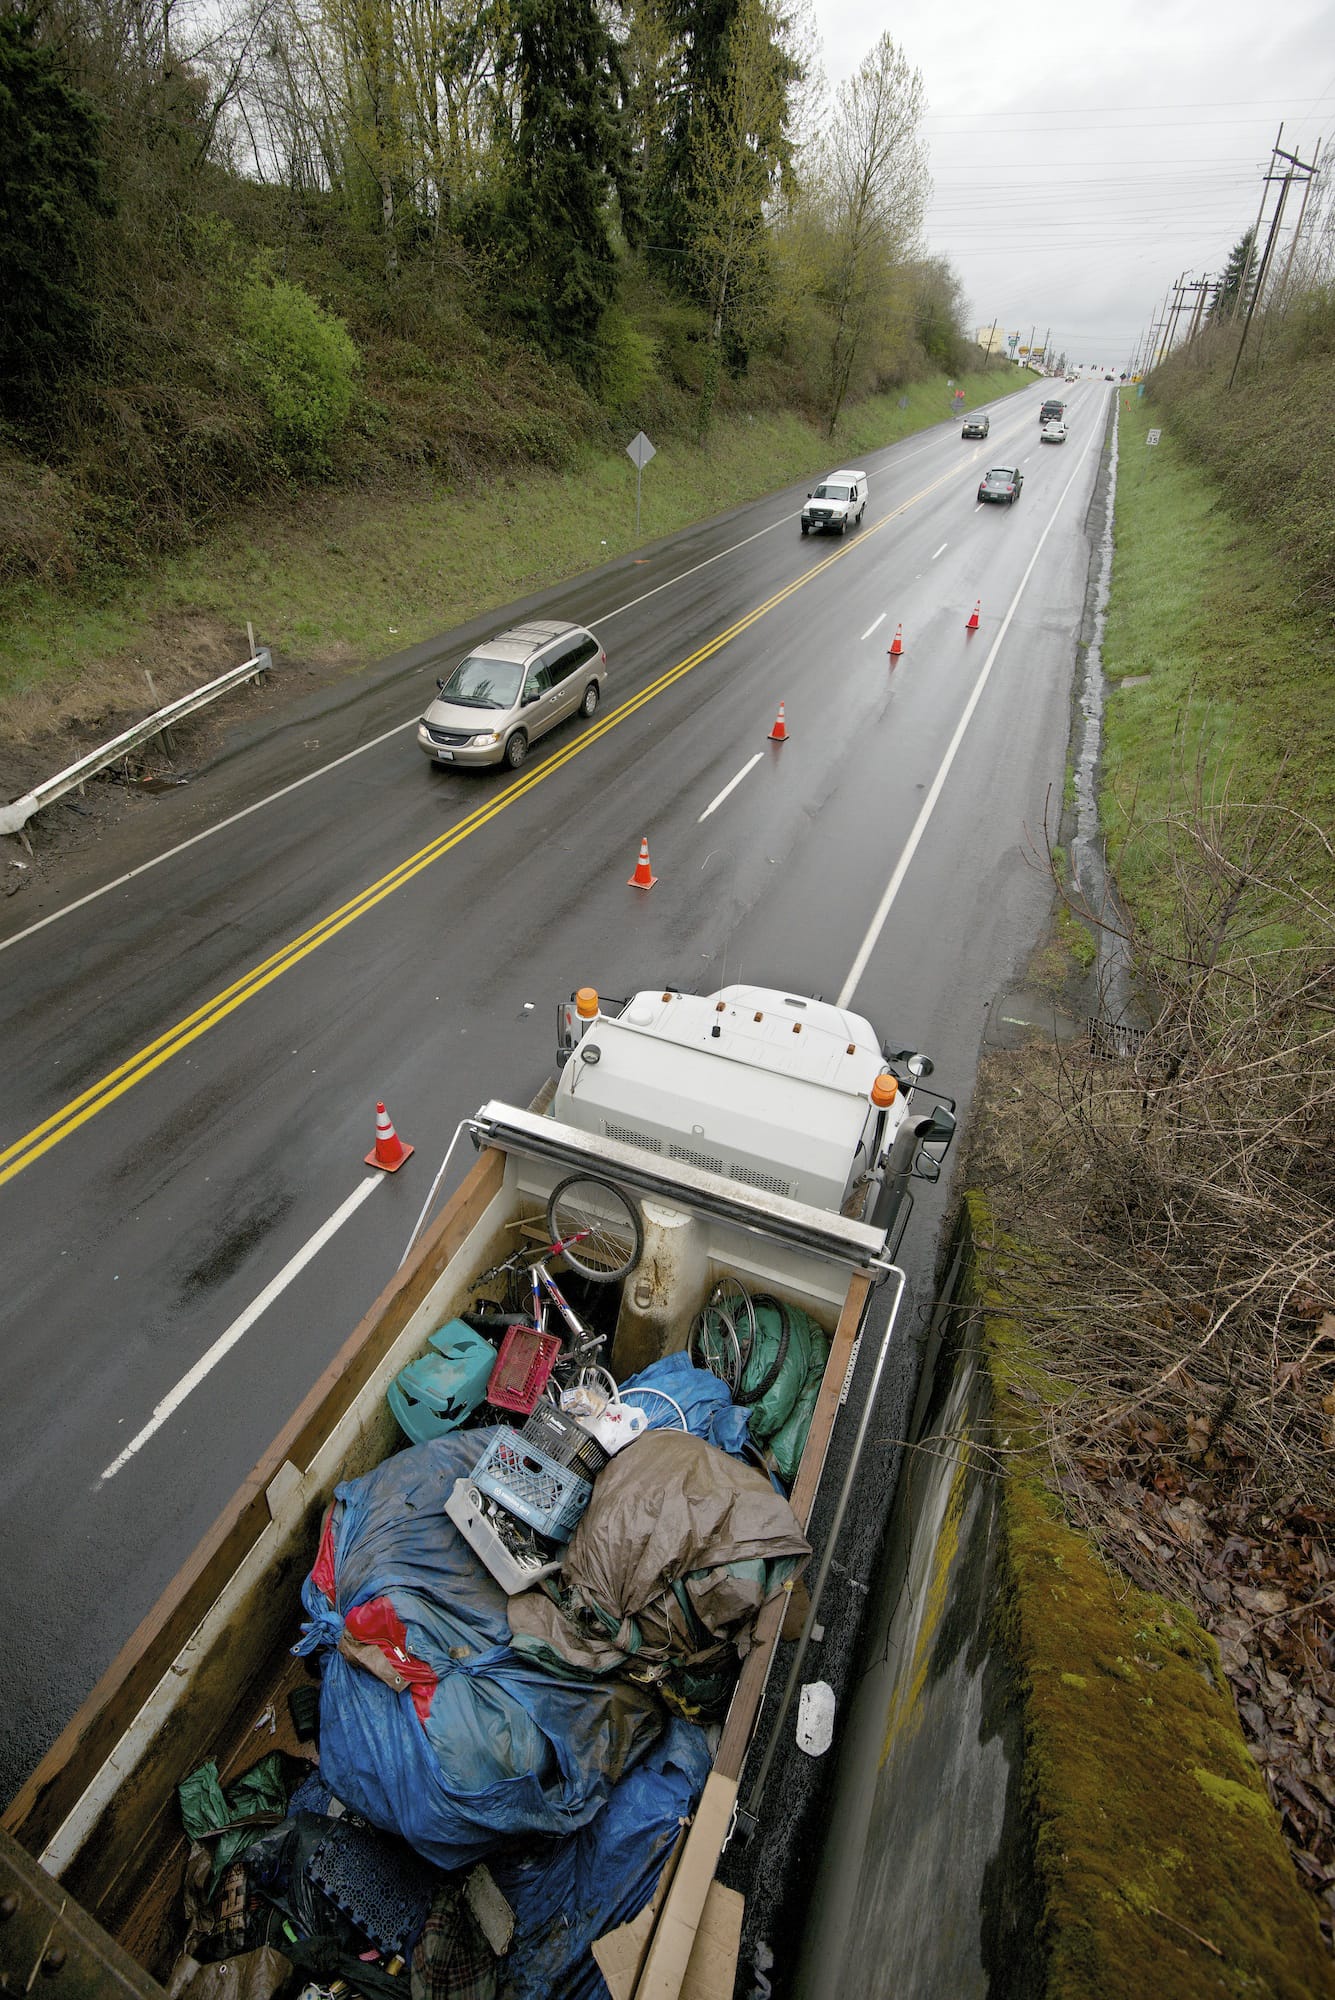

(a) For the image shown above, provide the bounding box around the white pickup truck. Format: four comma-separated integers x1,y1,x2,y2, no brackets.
1,981,954,1999
800,469,868,537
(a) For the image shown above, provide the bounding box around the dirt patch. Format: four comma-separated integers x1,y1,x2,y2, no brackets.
0,628,374,898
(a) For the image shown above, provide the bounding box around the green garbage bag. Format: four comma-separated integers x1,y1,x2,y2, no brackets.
178,1753,289,1894
737,1298,821,1444
765,1324,830,1485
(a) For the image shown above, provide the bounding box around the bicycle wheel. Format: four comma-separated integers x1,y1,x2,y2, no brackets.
546,1175,643,1282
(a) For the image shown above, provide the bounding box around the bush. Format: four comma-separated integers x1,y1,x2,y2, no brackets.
236,273,360,471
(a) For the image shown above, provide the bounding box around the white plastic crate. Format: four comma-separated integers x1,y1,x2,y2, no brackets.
444,1477,562,1596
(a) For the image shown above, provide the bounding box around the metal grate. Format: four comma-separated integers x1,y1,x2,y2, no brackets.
1087,1017,1149,1060
669,1141,726,1175
602,1121,663,1153
728,1161,795,1197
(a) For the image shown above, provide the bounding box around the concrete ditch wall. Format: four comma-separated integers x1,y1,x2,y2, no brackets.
792,1198,1333,2000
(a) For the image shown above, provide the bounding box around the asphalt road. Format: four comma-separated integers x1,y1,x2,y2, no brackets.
0,377,1110,1809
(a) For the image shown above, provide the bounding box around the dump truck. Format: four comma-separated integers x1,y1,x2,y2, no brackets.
0,982,954,1998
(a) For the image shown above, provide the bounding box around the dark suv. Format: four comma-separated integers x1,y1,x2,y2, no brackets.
1040,398,1065,426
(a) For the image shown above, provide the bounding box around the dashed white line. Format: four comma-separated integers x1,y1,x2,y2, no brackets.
98,1174,383,1482
699,753,763,822
861,614,887,640
838,429,1100,1008
931,543,948,560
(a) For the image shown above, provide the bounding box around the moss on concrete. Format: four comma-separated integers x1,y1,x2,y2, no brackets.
963,1193,1334,1998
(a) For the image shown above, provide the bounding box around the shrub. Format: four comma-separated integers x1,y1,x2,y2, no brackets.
236,273,360,471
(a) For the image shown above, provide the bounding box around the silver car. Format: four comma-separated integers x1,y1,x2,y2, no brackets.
417,620,607,771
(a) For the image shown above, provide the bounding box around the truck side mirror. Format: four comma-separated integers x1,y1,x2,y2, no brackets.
912,1105,957,1182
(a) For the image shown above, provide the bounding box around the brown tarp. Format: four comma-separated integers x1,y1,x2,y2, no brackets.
507,1432,810,1675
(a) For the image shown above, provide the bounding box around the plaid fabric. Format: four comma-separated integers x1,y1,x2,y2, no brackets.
410,1887,497,2000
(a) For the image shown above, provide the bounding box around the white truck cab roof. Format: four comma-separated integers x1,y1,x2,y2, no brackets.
552,985,904,1213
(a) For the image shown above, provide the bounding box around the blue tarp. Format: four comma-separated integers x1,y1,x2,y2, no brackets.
493,1718,712,2000
617,1351,751,1456
295,1430,665,1870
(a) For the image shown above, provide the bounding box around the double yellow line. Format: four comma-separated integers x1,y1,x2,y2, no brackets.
1,452,968,1188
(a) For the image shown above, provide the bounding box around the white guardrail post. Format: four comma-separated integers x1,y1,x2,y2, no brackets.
0,649,272,843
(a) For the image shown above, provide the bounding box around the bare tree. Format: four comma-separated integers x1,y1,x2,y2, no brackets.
814,31,927,433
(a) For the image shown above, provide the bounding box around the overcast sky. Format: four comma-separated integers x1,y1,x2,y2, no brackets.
809,0,1335,370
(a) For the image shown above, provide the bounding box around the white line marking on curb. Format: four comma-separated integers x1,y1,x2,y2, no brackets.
98,1174,383,1482
932,543,948,560
837,434,1098,1010
860,614,887,640
699,753,763,822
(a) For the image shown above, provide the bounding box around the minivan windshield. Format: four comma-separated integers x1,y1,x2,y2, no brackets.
813,483,851,501
439,655,524,709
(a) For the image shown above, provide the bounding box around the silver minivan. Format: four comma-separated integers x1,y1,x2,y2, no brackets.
417,620,607,771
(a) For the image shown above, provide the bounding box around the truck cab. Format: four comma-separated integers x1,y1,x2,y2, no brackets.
555,984,949,1237
800,469,867,537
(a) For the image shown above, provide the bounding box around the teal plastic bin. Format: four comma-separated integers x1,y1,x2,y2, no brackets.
387,1320,498,1443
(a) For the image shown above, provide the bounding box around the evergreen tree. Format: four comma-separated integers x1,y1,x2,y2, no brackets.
1211,227,1257,321
0,9,112,423
642,0,796,296
494,0,633,380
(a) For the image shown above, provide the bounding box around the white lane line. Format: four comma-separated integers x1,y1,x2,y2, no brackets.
0,722,416,956
861,614,887,640
931,543,948,560
98,1174,383,1482
699,753,763,822
837,433,1099,1010
4,422,985,954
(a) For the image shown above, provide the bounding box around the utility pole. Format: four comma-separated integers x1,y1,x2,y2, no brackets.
1182,278,1212,347
1272,138,1323,309
1229,139,1320,387
1150,283,1173,367
1232,124,1281,321
1162,273,1188,357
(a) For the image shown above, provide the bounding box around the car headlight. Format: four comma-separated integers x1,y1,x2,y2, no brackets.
470,731,500,747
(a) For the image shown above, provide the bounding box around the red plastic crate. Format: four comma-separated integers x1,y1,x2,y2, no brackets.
486,1325,562,1415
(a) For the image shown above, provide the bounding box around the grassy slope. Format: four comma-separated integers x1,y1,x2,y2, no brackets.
1101,388,1335,935
0,367,1028,737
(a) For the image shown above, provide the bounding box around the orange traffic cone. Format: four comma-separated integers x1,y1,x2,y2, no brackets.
628,837,658,890
889,624,904,658
769,703,789,742
966,601,981,631
366,1101,414,1172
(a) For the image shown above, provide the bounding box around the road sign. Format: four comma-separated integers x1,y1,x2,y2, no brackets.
1146,428,1161,446
626,431,656,536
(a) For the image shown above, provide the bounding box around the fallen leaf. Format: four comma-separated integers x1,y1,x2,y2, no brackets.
1235,1585,1288,1617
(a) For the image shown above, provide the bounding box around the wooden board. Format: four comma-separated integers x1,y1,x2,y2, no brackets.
2,1144,506,1916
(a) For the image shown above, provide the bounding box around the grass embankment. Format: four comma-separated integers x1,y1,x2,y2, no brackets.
1101,392,1335,941
964,1199,1334,1999
0,366,1027,742
960,371,1335,1966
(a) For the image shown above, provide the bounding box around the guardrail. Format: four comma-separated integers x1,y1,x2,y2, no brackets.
0,648,272,843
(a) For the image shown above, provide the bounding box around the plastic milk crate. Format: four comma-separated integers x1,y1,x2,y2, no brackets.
472,1426,594,1540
